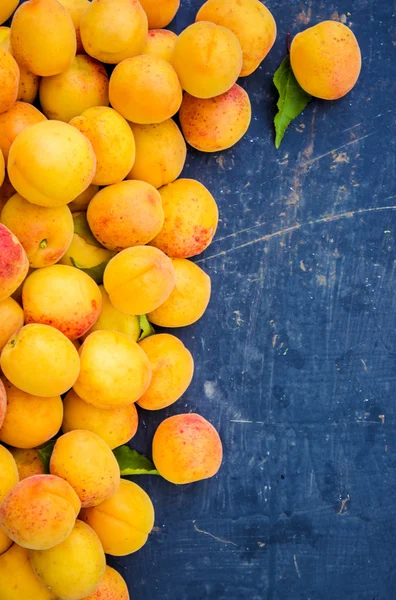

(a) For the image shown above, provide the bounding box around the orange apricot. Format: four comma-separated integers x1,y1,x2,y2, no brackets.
0,101,46,161
58,0,90,53
142,29,178,63
0,49,19,114
140,0,180,28
83,565,130,600
0,296,24,352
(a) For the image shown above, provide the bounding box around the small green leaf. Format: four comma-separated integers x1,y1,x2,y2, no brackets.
273,55,312,149
70,257,110,284
138,315,155,342
37,440,56,473
113,445,159,476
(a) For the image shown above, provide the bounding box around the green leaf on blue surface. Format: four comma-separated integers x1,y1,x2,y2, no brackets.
113,445,159,476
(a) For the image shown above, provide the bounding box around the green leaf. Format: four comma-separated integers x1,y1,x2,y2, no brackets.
72,212,103,248
113,445,159,476
70,257,110,285
138,315,155,342
273,55,312,149
37,440,56,473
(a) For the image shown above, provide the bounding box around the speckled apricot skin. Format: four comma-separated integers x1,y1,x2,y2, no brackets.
0,101,46,161
0,49,19,114
142,29,178,62
9,448,45,480
152,413,223,484
22,265,102,341
0,543,56,599
0,223,29,302
58,0,90,53
290,21,361,100
0,296,24,352
180,84,251,153
150,179,218,258
84,565,130,600
0,474,81,550
140,0,180,29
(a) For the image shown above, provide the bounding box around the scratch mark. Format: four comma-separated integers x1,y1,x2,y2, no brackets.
379,414,385,424
230,419,252,423
293,555,301,578
303,132,375,166
258,542,266,548
193,523,237,546
342,122,362,132
338,497,350,514
360,358,368,372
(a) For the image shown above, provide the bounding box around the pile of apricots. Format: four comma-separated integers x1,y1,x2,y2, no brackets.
0,0,361,598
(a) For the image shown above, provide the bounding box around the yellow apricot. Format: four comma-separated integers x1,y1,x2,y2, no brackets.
172,21,242,99
0,1,18,26
58,0,90,53
0,49,19,114
150,178,218,258
109,54,182,124
290,21,362,100
68,184,99,212
1,193,74,268
0,378,63,449
83,565,130,600
82,285,140,342
29,520,106,600
0,324,80,397
142,29,178,63
59,211,116,269
0,380,5,428
127,120,186,189
73,330,152,409
40,55,109,122
196,0,277,76
0,297,23,353
140,0,179,28
104,246,175,315
0,544,56,600
0,444,19,502
138,334,194,410
149,258,211,327
80,479,154,556
9,448,45,480
0,101,46,161
152,413,222,484
80,0,148,64
0,27,40,104
0,223,29,302
63,389,138,449
11,0,76,77
180,84,251,152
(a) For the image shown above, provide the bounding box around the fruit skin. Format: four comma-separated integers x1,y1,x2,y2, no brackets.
0,323,80,397
39,55,109,123
138,333,194,410
22,264,102,341
58,0,90,53
109,54,182,124
0,474,81,550
149,258,211,327
59,211,116,269
0,49,19,114
179,84,252,153
127,119,186,189
50,430,120,507
0,543,56,600
0,102,46,161
153,413,222,484
0,378,63,449
9,448,45,481
196,0,277,77
142,29,178,63
104,246,175,316
150,178,218,258
68,184,99,213
0,174,15,213
87,180,164,251
0,26,40,104
0,445,18,555
290,20,362,100
29,520,106,600
172,21,242,99
80,479,155,556
8,120,97,208
0,1,18,26
82,285,140,342
0,296,24,352
83,565,130,600
140,0,180,28
0,150,4,188
0,378,6,429
0,223,29,302
73,330,152,409
80,0,148,64
11,0,77,77
1,193,74,268
63,389,138,449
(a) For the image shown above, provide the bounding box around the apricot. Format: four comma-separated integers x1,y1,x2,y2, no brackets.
0,174,15,213
40,55,109,122
87,181,164,251
0,378,63,449
0,49,19,114
104,246,175,315
173,21,242,99
73,330,152,409
0,379,6,429
80,0,148,64
0,150,4,188
9,448,45,480
0,1,18,26
153,413,222,484
109,55,182,124
138,334,194,411
60,212,116,269
149,258,211,327
0,544,56,600
82,285,140,343
80,479,155,556
127,120,186,189
0,101,46,161
140,0,179,28
68,184,99,212
0,223,29,302
0,444,19,502
58,0,90,53
0,297,24,352
142,29,178,63
290,21,362,100
150,179,218,258
11,0,76,77
8,120,96,208
180,84,251,152
1,194,74,268
196,0,277,76
63,389,138,449
30,520,106,600
0,26,40,104
0,474,80,550
84,565,130,600
0,324,80,396
50,430,120,507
